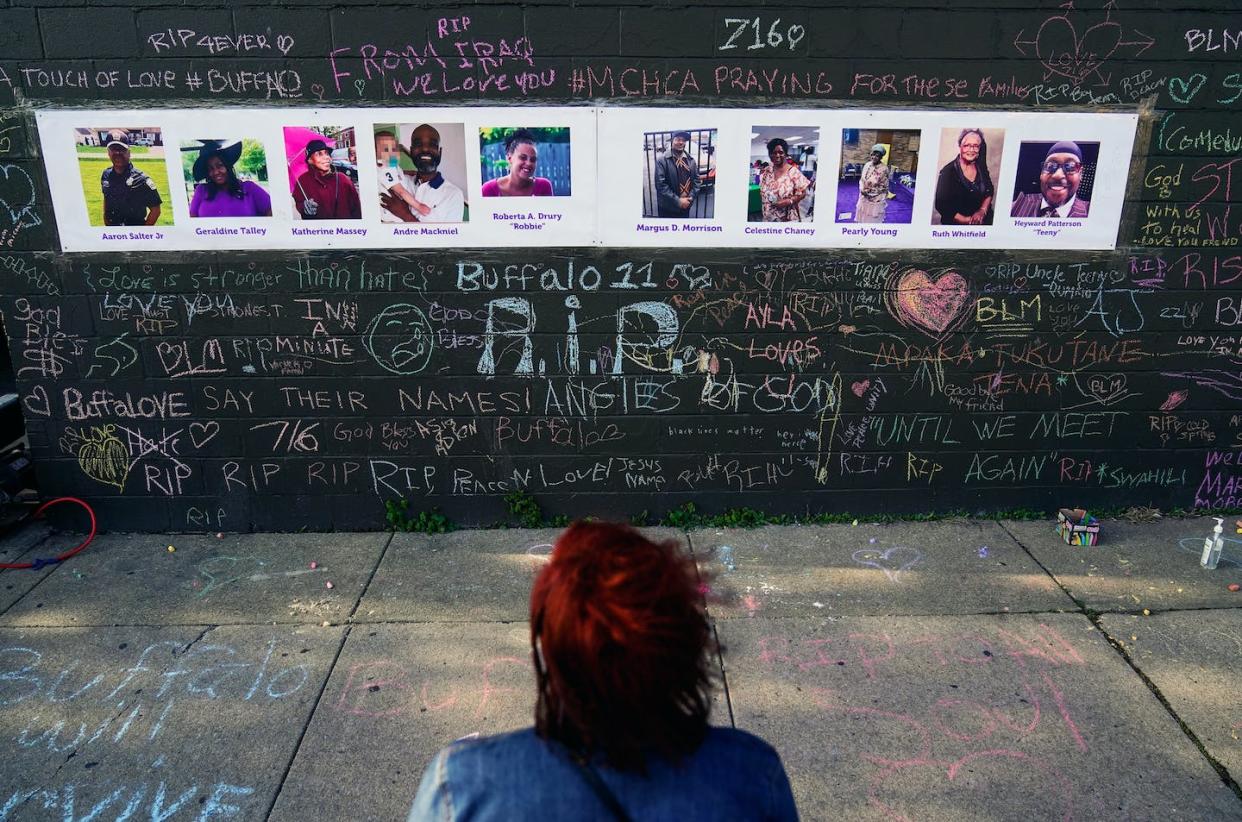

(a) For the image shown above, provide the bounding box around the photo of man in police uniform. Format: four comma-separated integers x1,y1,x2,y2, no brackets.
101,135,162,227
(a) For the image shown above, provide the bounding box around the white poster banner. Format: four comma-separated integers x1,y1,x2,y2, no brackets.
36,107,596,251
597,107,1138,250
36,106,1138,251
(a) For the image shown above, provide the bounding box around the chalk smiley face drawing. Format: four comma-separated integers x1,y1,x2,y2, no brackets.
363,303,435,375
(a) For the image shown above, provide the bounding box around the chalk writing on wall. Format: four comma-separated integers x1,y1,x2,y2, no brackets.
0,0,1239,530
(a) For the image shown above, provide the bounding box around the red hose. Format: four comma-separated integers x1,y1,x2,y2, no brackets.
0,497,97,570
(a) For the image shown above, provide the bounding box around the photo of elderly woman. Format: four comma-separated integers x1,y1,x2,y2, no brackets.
932,128,1004,226
835,128,920,224
479,127,570,197
642,128,716,219
748,127,818,223
282,125,361,221
181,139,272,218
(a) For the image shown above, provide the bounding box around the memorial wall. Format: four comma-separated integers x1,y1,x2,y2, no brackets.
0,0,1239,531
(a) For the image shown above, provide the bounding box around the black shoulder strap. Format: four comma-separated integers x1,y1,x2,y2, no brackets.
568,755,633,822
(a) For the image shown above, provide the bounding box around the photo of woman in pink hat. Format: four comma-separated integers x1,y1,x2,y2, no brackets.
283,126,361,220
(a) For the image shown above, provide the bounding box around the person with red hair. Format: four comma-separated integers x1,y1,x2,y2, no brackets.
408,521,798,821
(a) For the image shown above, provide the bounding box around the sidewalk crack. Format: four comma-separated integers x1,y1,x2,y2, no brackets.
345,531,395,622
263,624,353,820
1001,522,1242,803
177,624,216,656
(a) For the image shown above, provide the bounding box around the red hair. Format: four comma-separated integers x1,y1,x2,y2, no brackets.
530,521,714,771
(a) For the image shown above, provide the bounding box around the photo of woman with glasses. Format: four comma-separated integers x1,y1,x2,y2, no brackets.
932,128,999,226
1010,140,1097,219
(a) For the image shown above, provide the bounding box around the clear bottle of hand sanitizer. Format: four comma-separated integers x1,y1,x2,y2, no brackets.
1201,517,1224,570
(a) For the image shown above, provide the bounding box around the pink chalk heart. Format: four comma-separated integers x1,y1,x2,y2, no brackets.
892,270,970,335
1074,21,1122,76
1035,15,1121,85
851,379,871,398
852,546,923,582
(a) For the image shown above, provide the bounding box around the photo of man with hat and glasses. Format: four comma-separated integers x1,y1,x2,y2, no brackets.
100,133,162,227
287,128,361,220
1010,140,1095,219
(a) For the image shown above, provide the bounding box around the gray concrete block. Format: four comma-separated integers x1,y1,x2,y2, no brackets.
1099,609,1242,785
0,623,340,820
358,526,687,622
690,522,1074,618
0,532,387,626
0,521,55,613
269,622,536,822
718,613,1241,820
1006,517,1242,612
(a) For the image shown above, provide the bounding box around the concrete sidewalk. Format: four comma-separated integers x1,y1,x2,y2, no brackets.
0,517,1239,820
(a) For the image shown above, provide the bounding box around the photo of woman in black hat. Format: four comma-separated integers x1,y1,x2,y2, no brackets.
183,139,272,218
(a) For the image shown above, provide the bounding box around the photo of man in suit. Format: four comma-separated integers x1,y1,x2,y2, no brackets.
1010,141,1093,219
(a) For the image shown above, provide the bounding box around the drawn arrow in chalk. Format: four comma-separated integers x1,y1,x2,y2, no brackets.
1119,29,1156,56
1012,29,1037,56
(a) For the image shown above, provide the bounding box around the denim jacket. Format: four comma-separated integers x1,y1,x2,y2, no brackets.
408,726,798,821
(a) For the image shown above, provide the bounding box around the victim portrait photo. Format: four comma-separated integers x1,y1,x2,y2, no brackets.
642,128,716,219
375,122,468,223
283,125,361,221
180,138,272,218
75,127,172,227
931,128,1005,226
835,128,920,224
479,127,571,198
1009,140,1099,219
748,126,819,223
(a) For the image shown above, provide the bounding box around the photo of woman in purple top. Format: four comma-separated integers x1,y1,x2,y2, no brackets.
480,129,555,197
187,140,272,218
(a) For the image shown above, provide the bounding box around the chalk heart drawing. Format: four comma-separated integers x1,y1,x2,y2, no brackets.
61,425,130,491
1035,15,1121,85
189,421,220,449
851,379,871,398
22,385,50,417
1085,373,1127,405
1167,73,1207,105
852,546,923,582
892,270,969,335
0,164,39,228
